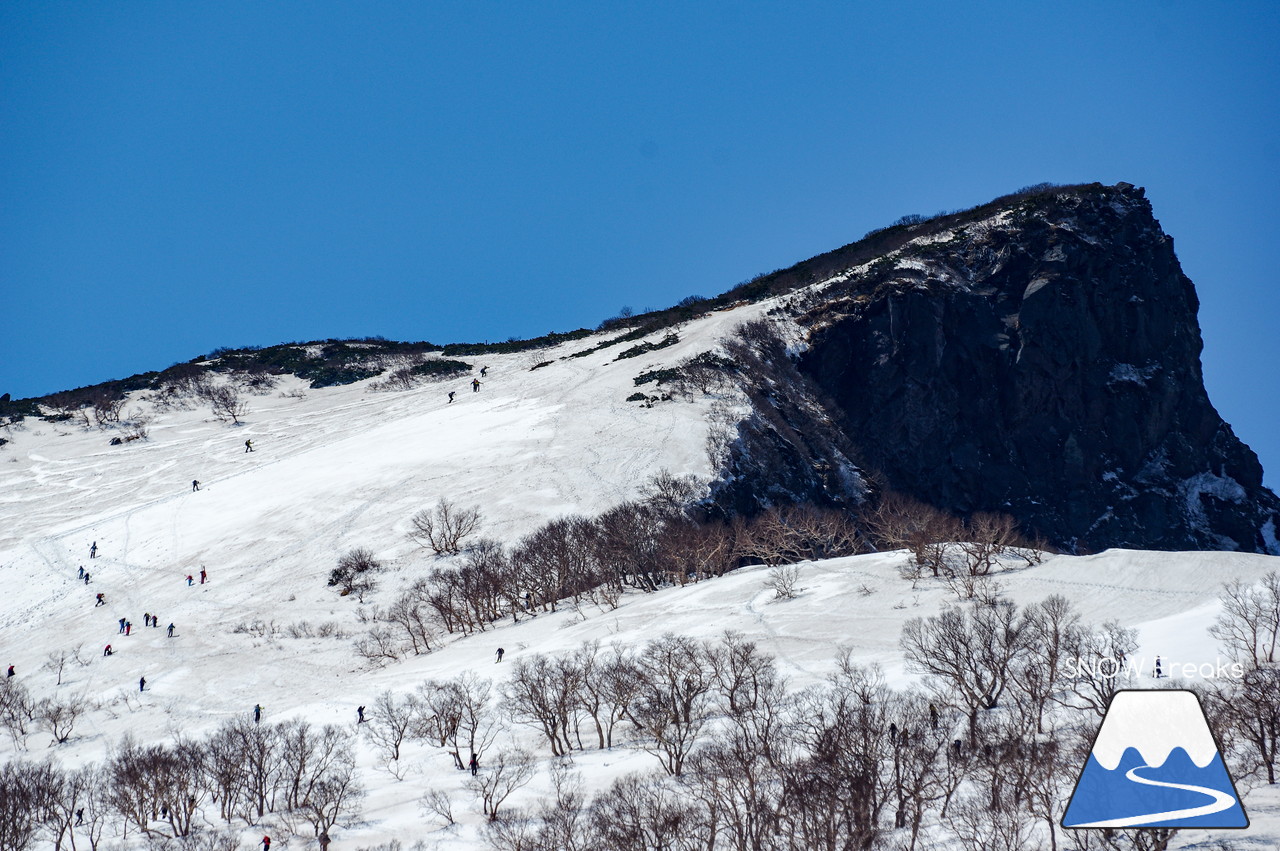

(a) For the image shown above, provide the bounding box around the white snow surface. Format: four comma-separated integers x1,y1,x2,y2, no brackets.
2,298,1280,848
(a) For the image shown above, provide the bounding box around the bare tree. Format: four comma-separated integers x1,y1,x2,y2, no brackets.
765,563,801,600
0,760,59,851
504,653,584,757
382,580,440,654
329,547,381,600
1211,571,1280,668
863,492,963,578
956,511,1024,577
367,690,422,777
409,499,482,555
0,677,35,748
901,600,1037,747
297,754,363,839
36,693,89,745
45,647,79,686
469,748,536,821
205,384,248,425
627,634,716,776
417,672,500,771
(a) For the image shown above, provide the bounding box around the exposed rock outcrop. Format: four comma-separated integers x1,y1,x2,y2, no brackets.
790,182,1279,552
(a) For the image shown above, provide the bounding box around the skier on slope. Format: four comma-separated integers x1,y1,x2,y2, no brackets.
448,391,456,403
192,480,200,492
90,541,97,558
95,592,105,606
167,623,175,637
245,439,254,453
472,378,481,392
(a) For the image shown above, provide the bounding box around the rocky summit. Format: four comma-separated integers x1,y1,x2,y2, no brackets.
789,182,1279,553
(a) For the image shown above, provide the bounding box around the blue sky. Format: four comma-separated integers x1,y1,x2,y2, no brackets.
2,1,1278,484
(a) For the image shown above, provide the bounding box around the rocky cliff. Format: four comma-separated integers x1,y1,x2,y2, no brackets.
788,182,1279,553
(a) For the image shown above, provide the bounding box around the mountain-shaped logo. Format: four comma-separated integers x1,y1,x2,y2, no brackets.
1062,690,1248,829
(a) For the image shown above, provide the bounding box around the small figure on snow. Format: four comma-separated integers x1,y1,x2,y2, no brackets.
143,613,150,627
95,592,105,606
118,618,126,634
192,480,200,492
200,568,207,584
448,391,456,403
139,676,146,692
90,541,97,559
472,378,482,393
75,808,84,825
254,704,262,724
78,565,85,579
1154,656,1163,679
6,665,13,678
495,647,505,663
103,645,113,657
83,572,91,585
357,705,366,724
480,366,488,377
261,837,271,851
125,621,132,636
186,575,194,586
469,753,479,776
245,439,254,453
167,623,175,637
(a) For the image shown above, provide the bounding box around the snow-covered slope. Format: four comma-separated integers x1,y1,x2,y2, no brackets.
2,297,1278,849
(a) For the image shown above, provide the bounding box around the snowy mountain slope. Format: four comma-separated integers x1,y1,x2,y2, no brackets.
2,293,1279,849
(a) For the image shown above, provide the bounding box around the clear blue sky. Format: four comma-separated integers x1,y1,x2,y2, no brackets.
3,2,1278,484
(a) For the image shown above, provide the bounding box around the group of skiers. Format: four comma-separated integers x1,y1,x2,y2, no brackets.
447,366,490,403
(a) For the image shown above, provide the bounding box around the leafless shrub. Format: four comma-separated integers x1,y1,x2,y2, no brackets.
409,499,482,555
237,370,278,395
383,581,440,654
37,692,89,744
863,492,963,578
204,384,248,424
367,690,423,777
765,563,801,600
329,547,382,600
416,672,499,772
1211,571,1280,668
468,747,536,821
421,786,456,827
354,626,403,666
0,677,35,747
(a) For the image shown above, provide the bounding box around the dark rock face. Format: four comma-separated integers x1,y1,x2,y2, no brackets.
795,183,1280,553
